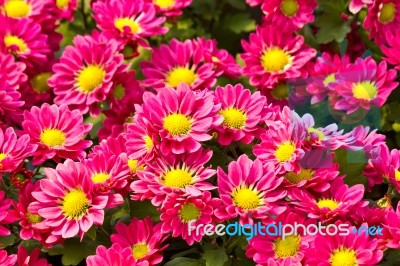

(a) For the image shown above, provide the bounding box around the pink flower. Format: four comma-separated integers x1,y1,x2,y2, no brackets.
28,160,108,242
22,103,92,165
0,190,19,236
241,25,316,89
216,154,286,225
52,0,78,21
0,52,27,91
16,246,51,266
0,79,24,128
0,250,16,266
343,125,386,154
363,144,391,190
384,204,400,249
349,0,373,14
110,217,168,265
87,244,136,266
0,0,50,21
381,29,400,70
146,0,192,17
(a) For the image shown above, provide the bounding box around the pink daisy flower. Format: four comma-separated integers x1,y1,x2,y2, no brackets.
350,0,373,14
386,148,400,193
0,52,27,91
22,103,92,165
342,125,386,154
16,246,51,266
381,29,400,70
48,34,128,115
0,190,19,236
146,0,192,17
131,148,216,206
0,79,24,128
0,250,16,266
0,0,49,20
216,154,287,225
87,244,136,266
261,0,318,30
363,144,391,190
214,84,269,146
331,57,398,114
160,191,221,245
384,203,400,249
241,25,316,89
52,0,78,21
110,217,168,265
92,0,167,47
28,160,108,241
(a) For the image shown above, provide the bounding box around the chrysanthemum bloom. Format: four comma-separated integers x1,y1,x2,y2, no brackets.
0,16,50,68
305,222,383,266
48,35,127,115
52,0,78,21
28,160,108,241
141,39,218,91
92,0,167,47
110,217,168,265
145,0,192,17
0,79,24,128
291,178,367,222
0,52,27,91
241,25,316,89
0,127,36,173
136,84,222,155
0,190,19,236
246,211,315,266
261,0,318,30
108,70,143,110
383,204,400,249
342,125,386,154
216,155,286,225
214,84,269,146
385,148,400,193
131,149,216,206
349,0,373,13
10,168,33,189
99,104,135,141
22,103,92,165
0,0,49,20
160,191,221,245
0,250,16,266
330,57,398,114
381,29,400,70
16,246,51,266
364,0,400,45
362,144,391,190
87,244,136,266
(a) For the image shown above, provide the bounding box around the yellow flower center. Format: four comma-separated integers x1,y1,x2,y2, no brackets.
4,35,28,53
76,65,105,94
113,84,125,100
154,0,175,8
163,169,193,188
179,203,201,222
232,186,262,210
308,127,324,141
30,72,52,94
272,83,289,99
26,212,43,224
275,142,296,162
3,0,31,18
220,108,247,129
352,81,377,100
330,247,358,266
280,0,299,17
0,153,7,161
62,189,90,219
163,113,192,136
40,129,66,148
261,47,291,72
166,67,197,88
395,170,400,181
379,2,396,24
56,0,70,9
285,169,314,184
323,73,336,87
144,135,153,151
128,159,145,174
114,17,140,33
274,235,301,258
132,243,149,260
317,198,339,210
91,173,110,184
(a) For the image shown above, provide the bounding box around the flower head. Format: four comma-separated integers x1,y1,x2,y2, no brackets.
0,190,19,236
87,244,136,266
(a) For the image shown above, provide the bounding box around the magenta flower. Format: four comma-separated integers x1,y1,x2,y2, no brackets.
381,29,400,70
0,190,19,236
145,0,192,17
87,244,136,266
349,0,373,13
16,246,51,266
0,250,16,266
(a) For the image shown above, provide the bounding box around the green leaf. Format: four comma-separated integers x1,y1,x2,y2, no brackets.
0,234,16,249
315,16,351,44
334,149,368,186
164,258,206,266
130,200,160,221
221,13,256,34
202,248,229,266
86,226,97,241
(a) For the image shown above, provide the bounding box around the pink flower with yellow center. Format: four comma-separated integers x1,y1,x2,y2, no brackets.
146,0,192,17
87,244,136,266
48,34,128,115
28,160,108,241
0,190,19,236
241,25,316,89
214,84,269,146
22,103,92,165
52,0,78,21
0,0,49,21
110,217,168,265
216,154,287,225
0,250,16,266
160,191,221,245
93,0,167,47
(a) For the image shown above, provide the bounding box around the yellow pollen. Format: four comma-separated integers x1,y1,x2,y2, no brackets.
163,113,192,136
275,142,296,162
395,170,400,181
352,81,377,100
56,0,70,9
280,0,299,17
308,127,324,141
62,189,90,219
30,72,52,94
323,73,336,86
272,83,289,99
114,17,140,33
330,247,358,266
179,203,201,222
274,235,301,258
40,129,66,148
128,159,145,174
132,243,149,260
232,186,262,210
77,65,105,93
166,67,197,88
3,0,31,18
220,108,247,129
26,212,43,224
317,198,339,210
113,84,125,100
261,47,291,72
154,0,175,8
4,35,28,53
144,135,153,151
91,173,110,184
285,169,314,184
0,153,7,161
163,169,193,188
379,2,396,24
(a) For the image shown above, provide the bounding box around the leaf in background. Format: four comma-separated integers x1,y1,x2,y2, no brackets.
165,257,206,266
0,234,16,249
221,13,256,34
334,149,368,186
315,16,351,44
202,248,229,266
130,200,160,221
